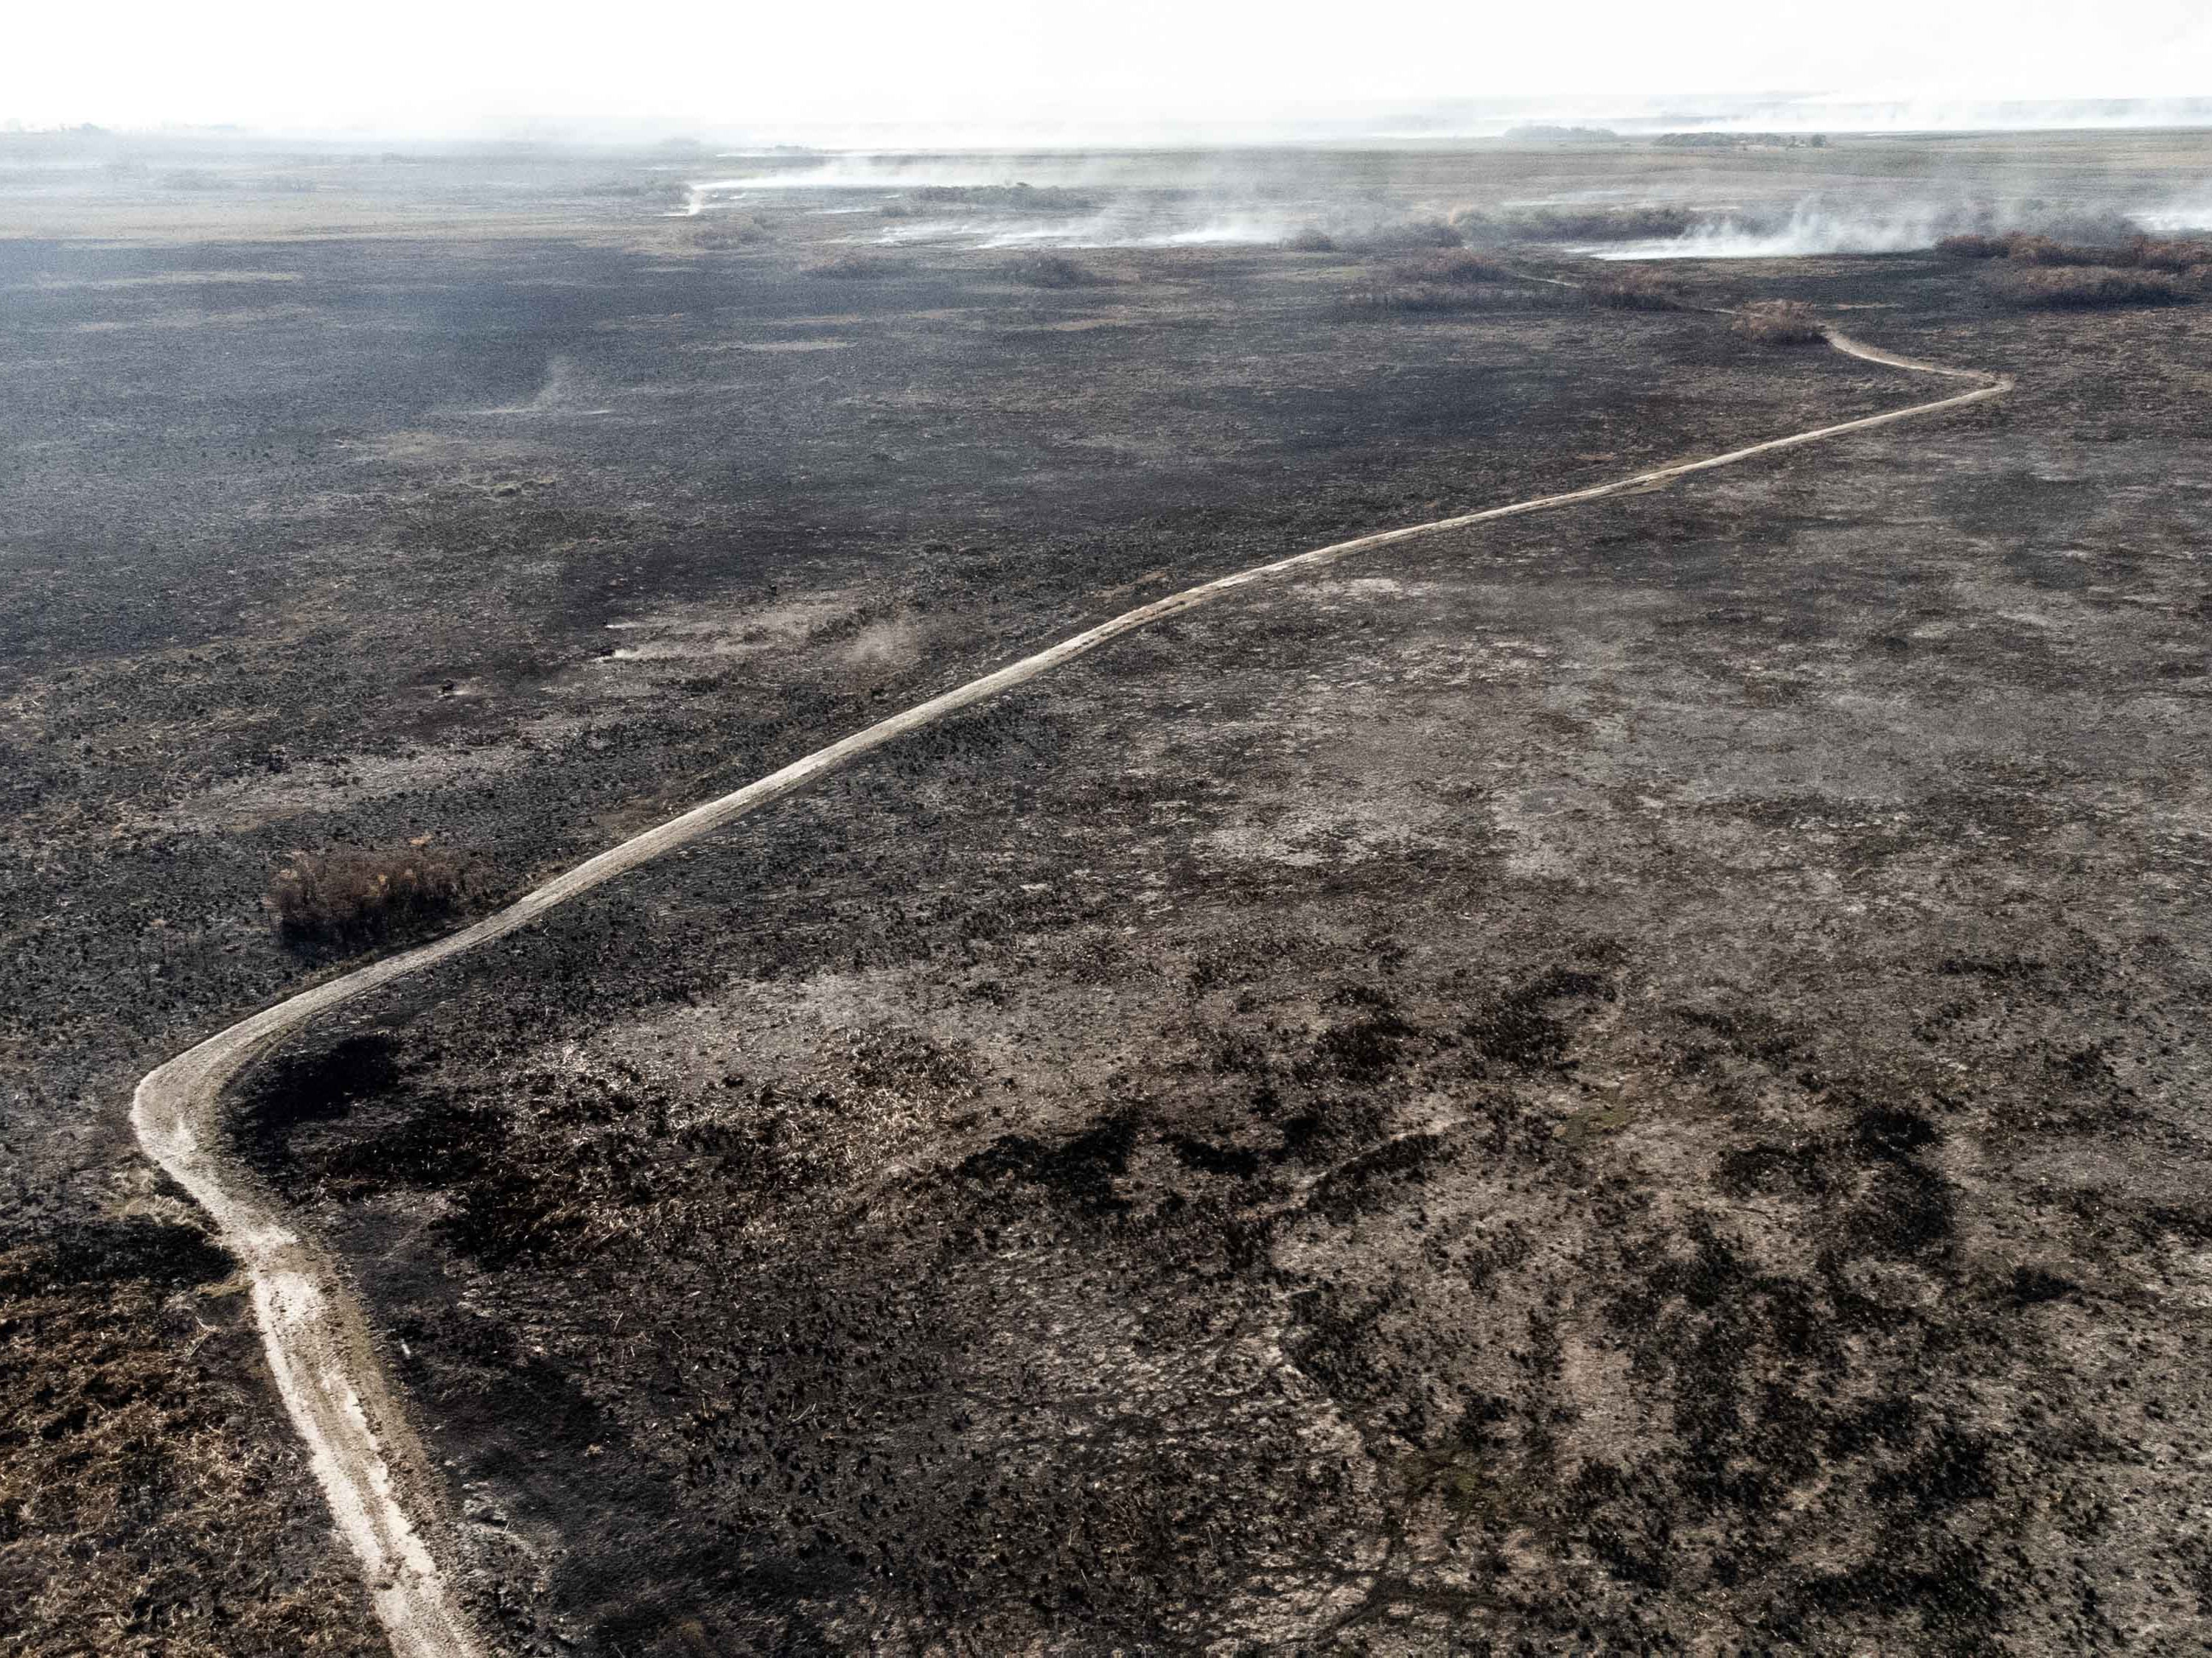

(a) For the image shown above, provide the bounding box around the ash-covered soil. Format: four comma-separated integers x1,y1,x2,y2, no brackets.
6,136,2208,1654
223,265,2212,1655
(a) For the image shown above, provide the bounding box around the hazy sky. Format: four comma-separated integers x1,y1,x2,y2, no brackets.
8,0,2210,134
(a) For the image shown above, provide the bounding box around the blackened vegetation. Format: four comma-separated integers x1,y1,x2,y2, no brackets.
271,867,2202,1657
1003,252,1108,289
1461,967,1610,1073
14,147,2211,1657
0,1216,231,1296
233,1032,402,1160
0,1217,382,1655
956,1110,1137,1213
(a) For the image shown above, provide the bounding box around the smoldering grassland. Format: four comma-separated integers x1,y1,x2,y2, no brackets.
6,128,2211,1655
224,267,2212,1652
0,156,1925,1654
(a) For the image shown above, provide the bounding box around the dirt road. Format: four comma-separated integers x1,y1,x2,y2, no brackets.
130,321,2006,1658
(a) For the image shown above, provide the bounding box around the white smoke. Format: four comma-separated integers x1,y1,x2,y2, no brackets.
1589,202,1964,259
2133,200,2212,234
854,202,1311,250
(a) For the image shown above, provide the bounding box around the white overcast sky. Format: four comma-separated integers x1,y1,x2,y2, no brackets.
7,0,2210,134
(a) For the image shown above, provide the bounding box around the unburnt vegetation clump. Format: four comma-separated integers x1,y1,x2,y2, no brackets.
1352,217,1463,251
1731,298,1826,343
1981,263,2188,309
681,214,772,250
1589,267,1689,310
1939,228,2211,280
1458,203,1697,245
267,847,472,946
2127,234,2212,272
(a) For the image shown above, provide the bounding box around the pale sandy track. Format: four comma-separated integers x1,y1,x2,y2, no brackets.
130,321,2006,1658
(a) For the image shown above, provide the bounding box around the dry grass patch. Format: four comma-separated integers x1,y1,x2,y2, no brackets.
268,847,473,946
1731,300,1826,343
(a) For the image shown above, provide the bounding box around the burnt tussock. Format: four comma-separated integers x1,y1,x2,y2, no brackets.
267,847,472,945
1731,298,1827,343
1589,267,1690,310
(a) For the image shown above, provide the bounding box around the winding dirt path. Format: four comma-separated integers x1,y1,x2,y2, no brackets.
130,321,2006,1658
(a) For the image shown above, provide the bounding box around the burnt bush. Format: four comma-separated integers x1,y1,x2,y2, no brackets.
1284,227,1336,252
1005,251,1106,289
1590,268,1689,311
1981,264,2187,309
683,214,771,250
267,847,472,945
1731,299,1825,343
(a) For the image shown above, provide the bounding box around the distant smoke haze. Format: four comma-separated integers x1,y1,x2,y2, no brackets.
7,1,2211,139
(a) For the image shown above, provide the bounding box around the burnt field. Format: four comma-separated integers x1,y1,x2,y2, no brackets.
4,134,2211,1654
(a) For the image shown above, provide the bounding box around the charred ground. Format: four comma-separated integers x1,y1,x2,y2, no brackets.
5,135,2210,1654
